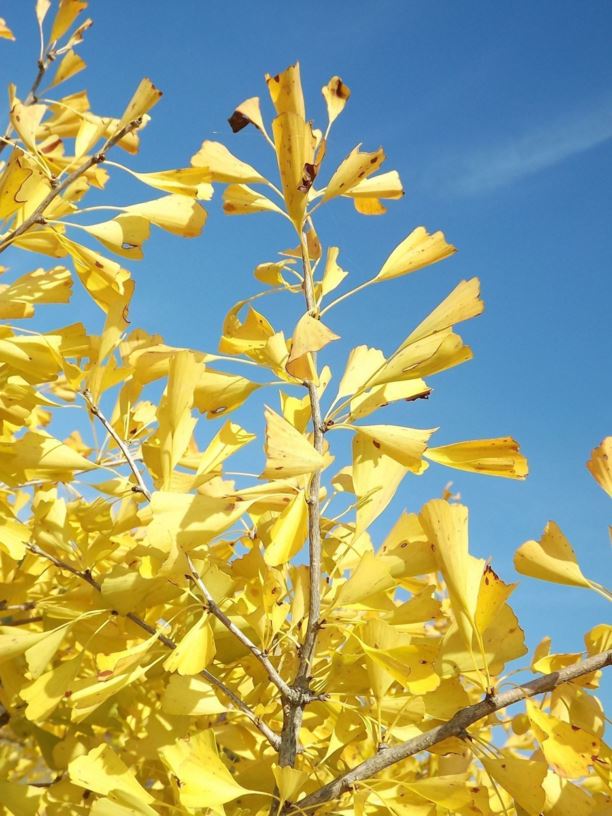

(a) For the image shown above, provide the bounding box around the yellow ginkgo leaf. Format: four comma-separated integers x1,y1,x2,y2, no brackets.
119,77,162,127
155,350,199,489
403,277,483,346
21,655,83,722
223,183,285,216
25,624,70,678
481,755,547,816
403,774,475,811
163,614,216,675
266,63,305,118
360,619,440,697
253,260,296,287
347,170,404,204
424,437,528,479
0,624,67,665
191,140,266,183
336,345,386,401
322,145,385,202
370,330,473,388
273,765,309,806
376,226,456,281
161,675,226,716
585,623,612,655
49,50,86,88
96,634,160,675
348,169,404,215
320,246,348,297
192,421,255,488
379,511,437,576
124,195,206,238
587,436,612,497
286,313,340,378
322,76,351,125
219,299,275,357
82,214,151,259
0,148,52,221
514,521,592,589
62,236,131,312
526,700,599,778
541,772,596,816
420,499,484,651
89,799,153,816
351,424,436,471
193,367,260,418
10,99,47,154
228,96,267,134
50,0,88,43
69,662,153,723
0,431,96,485
0,18,15,40
272,111,315,229
126,167,213,198
0,266,72,318
261,406,326,479
74,114,109,158
159,731,253,812
352,433,408,535
474,564,516,634
334,551,396,607
348,378,431,421
69,744,156,813
0,507,29,559
0,783,41,816
146,491,250,552
263,491,308,566
352,197,387,215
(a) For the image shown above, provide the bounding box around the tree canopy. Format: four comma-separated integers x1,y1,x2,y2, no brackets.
0,4,610,816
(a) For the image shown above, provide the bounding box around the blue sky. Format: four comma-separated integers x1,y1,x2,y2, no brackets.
3,1,611,678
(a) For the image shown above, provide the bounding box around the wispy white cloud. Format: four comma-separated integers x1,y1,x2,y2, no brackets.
440,96,612,196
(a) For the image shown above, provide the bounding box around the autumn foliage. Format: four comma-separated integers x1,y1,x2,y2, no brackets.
0,4,610,816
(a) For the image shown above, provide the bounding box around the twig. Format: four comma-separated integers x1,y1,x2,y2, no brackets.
26,543,281,750
278,230,326,767
0,615,44,627
185,553,297,702
288,650,612,813
0,116,143,254
0,49,56,159
82,389,151,500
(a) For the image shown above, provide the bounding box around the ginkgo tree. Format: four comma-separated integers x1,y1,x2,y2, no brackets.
0,4,610,816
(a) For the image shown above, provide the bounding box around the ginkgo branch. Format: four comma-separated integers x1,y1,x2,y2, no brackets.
82,389,151,500
288,649,612,813
0,115,144,254
0,44,56,158
278,229,326,768
185,552,298,702
26,543,281,750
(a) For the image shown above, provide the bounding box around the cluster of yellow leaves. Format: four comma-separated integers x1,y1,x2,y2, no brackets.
0,10,608,816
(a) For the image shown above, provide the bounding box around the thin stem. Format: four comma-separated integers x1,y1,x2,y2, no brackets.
0,116,144,254
319,279,374,317
185,553,296,701
588,580,612,602
82,389,151,500
288,649,612,813
0,46,55,159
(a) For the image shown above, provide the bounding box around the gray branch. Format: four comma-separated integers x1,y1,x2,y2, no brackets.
290,649,612,813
